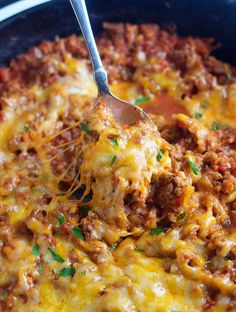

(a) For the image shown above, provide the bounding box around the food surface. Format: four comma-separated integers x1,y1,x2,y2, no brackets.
0,23,236,312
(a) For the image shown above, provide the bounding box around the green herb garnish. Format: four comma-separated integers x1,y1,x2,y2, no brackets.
57,213,65,226
59,267,76,277
79,205,91,218
81,270,87,276
156,149,164,161
48,248,65,263
80,122,90,134
188,160,200,176
177,211,187,220
200,101,209,109
110,155,117,165
135,96,150,105
110,243,117,251
71,227,85,240
32,245,39,257
211,121,221,131
211,121,230,131
194,112,203,119
134,247,145,252
150,226,165,235
110,137,119,147
24,124,30,133
38,262,43,273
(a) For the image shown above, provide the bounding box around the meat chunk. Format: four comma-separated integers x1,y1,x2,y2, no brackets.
147,173,191,222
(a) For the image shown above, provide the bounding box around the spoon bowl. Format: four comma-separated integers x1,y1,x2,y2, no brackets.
102,92,154,126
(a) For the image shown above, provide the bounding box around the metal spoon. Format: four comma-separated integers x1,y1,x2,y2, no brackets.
69,0,154,126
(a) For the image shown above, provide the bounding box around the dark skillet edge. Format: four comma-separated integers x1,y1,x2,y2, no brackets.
0,0,20,10
0,0,236,67
0,0,75,66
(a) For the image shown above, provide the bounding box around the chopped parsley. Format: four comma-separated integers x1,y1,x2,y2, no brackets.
32,245,39,257
150,226,165,235
134,247,145,252
59,267,76,277
81,270,87,276
110,243,117,251
80,122,90,134
71,227,85,240
48,248,65,263
171,310,180,312
135,96,150,105
79,205,91,218
200,100,209,109
57,213,65,226
211,121,221,131
211,121,230,131
24,124,30,133
110,137,119,147
38,262,43,273
177,211,187,220
110,155,117,165
194,112,203,119
188,160,200,176
156,149,164,161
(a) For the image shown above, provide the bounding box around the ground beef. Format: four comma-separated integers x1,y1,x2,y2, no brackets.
147,173,191,222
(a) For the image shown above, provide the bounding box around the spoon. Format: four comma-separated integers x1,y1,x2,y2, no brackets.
69,0,154,126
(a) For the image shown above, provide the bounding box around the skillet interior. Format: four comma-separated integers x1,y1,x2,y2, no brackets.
1,2,236,311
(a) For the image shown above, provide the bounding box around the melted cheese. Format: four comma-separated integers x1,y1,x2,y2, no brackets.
78,107,169,231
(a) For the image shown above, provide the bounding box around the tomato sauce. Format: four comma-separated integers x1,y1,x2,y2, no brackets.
140,93,187,118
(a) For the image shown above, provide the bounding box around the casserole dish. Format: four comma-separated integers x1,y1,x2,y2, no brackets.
1,1,236,312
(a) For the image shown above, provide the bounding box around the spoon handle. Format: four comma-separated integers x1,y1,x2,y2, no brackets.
69,0,109,95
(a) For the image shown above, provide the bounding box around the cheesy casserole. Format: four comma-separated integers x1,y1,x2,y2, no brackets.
0,23,236,311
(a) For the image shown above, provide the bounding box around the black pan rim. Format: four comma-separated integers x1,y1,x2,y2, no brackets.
0,0,55,23
1,0,236,66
